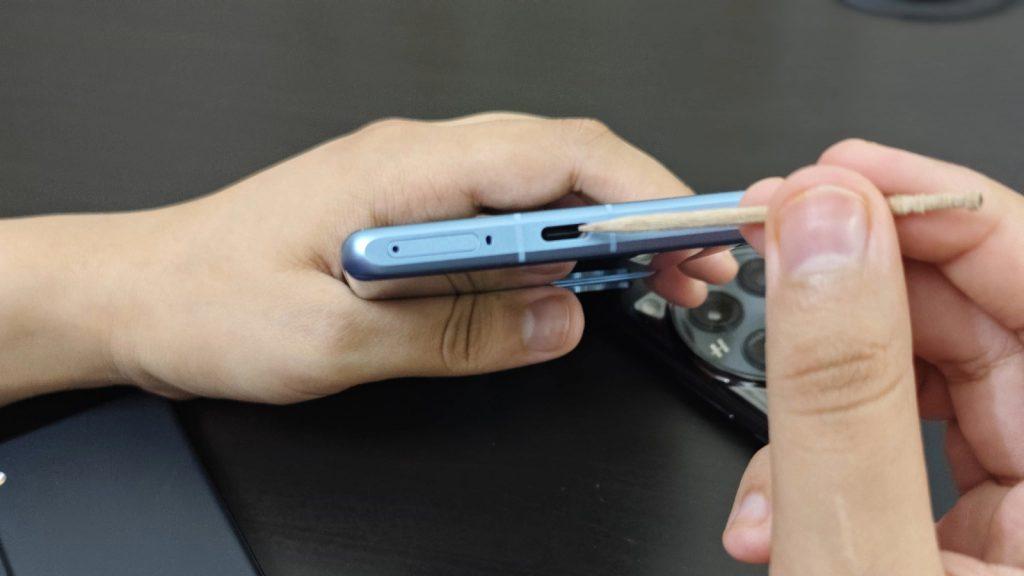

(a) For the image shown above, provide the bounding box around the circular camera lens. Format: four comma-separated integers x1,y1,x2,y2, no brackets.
688,292,744,333
738,257,765,296
743,329,766,370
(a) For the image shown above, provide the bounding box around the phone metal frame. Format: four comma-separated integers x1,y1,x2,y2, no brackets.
342,192,745,281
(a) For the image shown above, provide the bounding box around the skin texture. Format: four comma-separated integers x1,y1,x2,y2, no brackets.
2,124,1020,572
721,140,1024,575
0,112,736,405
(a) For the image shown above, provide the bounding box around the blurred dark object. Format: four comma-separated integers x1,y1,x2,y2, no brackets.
842,0,1017,20
0,393,261,576
0,388,126,441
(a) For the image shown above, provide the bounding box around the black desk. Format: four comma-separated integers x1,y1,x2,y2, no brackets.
2,2,1021,574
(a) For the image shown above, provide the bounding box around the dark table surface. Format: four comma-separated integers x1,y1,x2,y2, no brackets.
2,1,1022,574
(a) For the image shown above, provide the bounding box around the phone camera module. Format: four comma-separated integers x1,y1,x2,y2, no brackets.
738,257,765,296
688,291,744,333
663,245,766,384
742,329,766,370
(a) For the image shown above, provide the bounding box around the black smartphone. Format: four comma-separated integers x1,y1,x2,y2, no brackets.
616,245,768,442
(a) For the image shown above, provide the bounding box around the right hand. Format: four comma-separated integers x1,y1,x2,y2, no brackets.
722,139,1024,573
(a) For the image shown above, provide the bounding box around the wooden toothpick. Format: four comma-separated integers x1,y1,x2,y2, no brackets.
578,191,983,233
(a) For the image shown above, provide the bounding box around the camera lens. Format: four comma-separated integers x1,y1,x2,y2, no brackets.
738,257,765,296
688,292,744,333
743,329,766,370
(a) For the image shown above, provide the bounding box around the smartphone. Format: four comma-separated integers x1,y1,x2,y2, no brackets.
615,245,768,441
341,191,745,282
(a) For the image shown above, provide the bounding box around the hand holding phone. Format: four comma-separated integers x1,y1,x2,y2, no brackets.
2,111,737,406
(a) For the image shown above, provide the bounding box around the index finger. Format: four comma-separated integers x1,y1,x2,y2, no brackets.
355,115,698,225
819,139,1024,332
348,114,736,301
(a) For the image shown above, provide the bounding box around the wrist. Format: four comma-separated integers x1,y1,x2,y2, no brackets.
0,213,137,404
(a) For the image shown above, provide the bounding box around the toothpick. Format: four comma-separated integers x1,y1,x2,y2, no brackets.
578,191,983,233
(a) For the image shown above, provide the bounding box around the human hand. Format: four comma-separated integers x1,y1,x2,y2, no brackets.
0,112,737,405
720,140,1024,574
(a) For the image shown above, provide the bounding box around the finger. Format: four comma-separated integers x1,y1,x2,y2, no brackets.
644,265,708,308
650,249,739,285
819,138,1024,332
437,111,548,126
915,357,955,421
646,250,710,306
904,259,1024,478
357,285,584,378
344,262,575,299
722,446,772,564
937,480,1024,567
738,177,783,255
936,483,1003,558
358,117,697,226
678,251,739,285
985,482,1024,567
764,165,942,573
252,275,580,399
941,551,1024,576
946,421,993,494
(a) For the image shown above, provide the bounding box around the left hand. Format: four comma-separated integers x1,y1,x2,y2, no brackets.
0,112,737,405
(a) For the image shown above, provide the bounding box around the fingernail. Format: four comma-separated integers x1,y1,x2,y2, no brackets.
731,490,769,526
522,296,571,352
777,185,868,277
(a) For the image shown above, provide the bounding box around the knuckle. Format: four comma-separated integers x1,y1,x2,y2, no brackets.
940,336,1022,385
459,110,525,123
989,485,1024,551
439,294,491,373
775,338,906,416
560,117,613,144
818,138,871,164
358,116,418,137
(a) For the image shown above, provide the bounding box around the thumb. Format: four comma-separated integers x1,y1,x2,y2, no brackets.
360,285,584,378
764,166,942,574
723,445,773,564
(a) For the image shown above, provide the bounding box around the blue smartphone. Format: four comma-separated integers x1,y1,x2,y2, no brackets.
342,191,745,282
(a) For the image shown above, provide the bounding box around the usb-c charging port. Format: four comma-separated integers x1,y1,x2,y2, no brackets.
541,224,583,241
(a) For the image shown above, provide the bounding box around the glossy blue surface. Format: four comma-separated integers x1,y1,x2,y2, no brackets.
342,191,745,280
